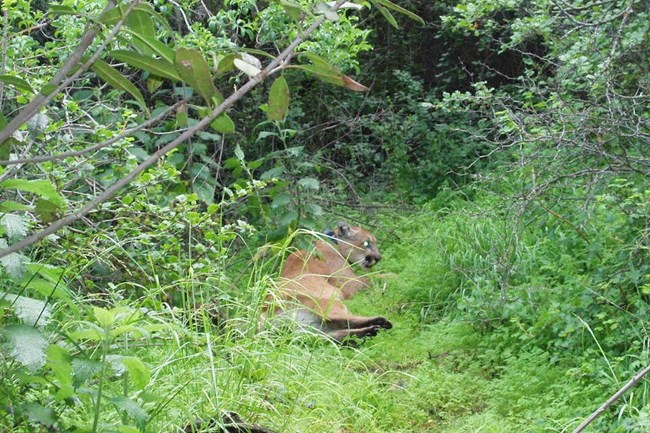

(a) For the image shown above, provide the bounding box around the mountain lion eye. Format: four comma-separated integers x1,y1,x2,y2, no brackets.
363,240,371,248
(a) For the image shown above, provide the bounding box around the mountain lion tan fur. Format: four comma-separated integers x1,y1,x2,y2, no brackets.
263,222,392,342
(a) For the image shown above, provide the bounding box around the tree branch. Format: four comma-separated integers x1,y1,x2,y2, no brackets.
0,0,121,146
0,1,347,260
0,98,189,166
572,363,650,433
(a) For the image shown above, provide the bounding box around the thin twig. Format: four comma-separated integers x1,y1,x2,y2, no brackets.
0,98,189,166
0,1,347,260
572,363,650,433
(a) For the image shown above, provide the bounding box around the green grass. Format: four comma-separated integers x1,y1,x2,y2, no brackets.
7,199,649,433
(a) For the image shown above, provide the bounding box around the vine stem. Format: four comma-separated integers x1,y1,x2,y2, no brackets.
0,1,346,260
571,363,650,433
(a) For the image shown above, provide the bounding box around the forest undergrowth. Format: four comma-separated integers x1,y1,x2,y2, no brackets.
7,187,649,433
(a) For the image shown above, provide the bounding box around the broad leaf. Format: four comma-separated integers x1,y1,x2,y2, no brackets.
72,358,103,388
0,292,52,326
122,357,151,390
47,345,74,400
315,2,339,21
20,402,56,427
3,324,48,371
0,200,34,212
22,278,72,302
298,177,320,190
268,76,290,121
210,114,235,134
0,178,65,207
174,48,218,104
294,53,369,91
0,213,28,241
93,306,116,328
291,64,368,91
109,50,182,81
0,74,34,93
126,9,155,39
0,239,28,278
90,59,147,112
100,2,171,33
280,0,302,21
35,198,62,223
110,396,148,429
126,30,175,63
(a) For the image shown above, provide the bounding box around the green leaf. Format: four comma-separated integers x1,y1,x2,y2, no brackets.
48,5,77,16
372,1,398,28
122,357,151,390
0,213,28,240
280,0,302,21
266,224,290,242
72,358,103,388
117,426,142,433
210,114,235,134
110,396,148,429
68,326,103,342
109,50,182,81
280,210,299,226
3,325,48,371
46,345,74,400
100,2,171,33
315,2,339,21
40,83,57,96
126,9,155,38
35,198,62,223
291,64,368,91
234,144,245,161
0,200,33,212
24,263,68,288
90,59,147,112
22,278,72,302
0,74,34,93
0,179,65,208
271,193,292,208
298,177,320,190
370,0,424,27
174,47,219,104
268,76,290,121
293,53,369,91
0,239,28,278
126,30,175,63
20,402,57,427
0,291,52,325
93,306,116,328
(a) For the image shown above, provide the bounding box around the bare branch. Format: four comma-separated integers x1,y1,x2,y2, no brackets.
572,363,650,433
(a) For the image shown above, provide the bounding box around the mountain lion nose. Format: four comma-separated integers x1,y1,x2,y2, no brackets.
366,254,381,265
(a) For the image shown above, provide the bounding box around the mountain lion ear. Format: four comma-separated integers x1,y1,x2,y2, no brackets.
336,221,351,238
